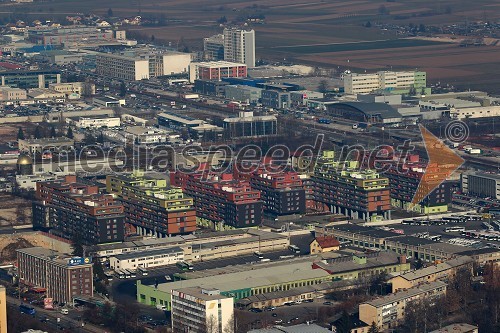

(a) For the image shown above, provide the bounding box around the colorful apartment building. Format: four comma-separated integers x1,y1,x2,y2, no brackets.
32,175,125,244
171,171,263,230
106,171,196,237
312,151,391,221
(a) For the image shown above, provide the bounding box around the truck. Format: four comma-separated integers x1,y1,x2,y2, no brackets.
467,148,481,154
182,93,199,99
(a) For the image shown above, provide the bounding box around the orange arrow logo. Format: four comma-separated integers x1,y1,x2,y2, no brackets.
410,125,465,209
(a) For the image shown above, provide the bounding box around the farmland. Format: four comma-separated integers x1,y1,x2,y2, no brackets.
1,0,499,91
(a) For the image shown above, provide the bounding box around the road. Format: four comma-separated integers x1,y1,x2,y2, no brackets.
7,295,106,333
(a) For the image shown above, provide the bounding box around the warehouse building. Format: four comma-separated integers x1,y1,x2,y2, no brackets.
109,247,184,271
326,102,403,124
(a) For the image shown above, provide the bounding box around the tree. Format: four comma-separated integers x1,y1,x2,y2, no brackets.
71,234,84,257
50,126,56,138
317,79,329,93
34,125,43,139
365,21,372,28
218,16,228,24
223,313,235,333
335,310,352,333
418,24,426,33
107,8,113,17
368,322,379,333
206,314,218,333
151,34,155,42
66,127,74,139
119,81,127,97
17,127,25,140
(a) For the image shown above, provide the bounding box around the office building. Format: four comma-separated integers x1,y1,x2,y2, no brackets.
0,285,5,333
223,27,255,68
249,171,306,215
157,111,224,136
312,151,391,221
461,172,500,200
359,281,447,330
0,69,60,88
171,287,234,333
171,171,263,230
203,34,225,61
69,116,121,129
124,126,170,145
27,26,114,45
194,79,229,96
106,171,197,237
290,90,324,106
223,111,277,138
189,61,247,83
49,82,95,97
344,71,426,95
261,90,290,109
33,175,125,244
17,247,93,304
96,50,190,81
0,86,27,101
18,137,74,154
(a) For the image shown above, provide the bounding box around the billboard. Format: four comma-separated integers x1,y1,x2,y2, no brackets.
44,298,54,310
68,257,92,266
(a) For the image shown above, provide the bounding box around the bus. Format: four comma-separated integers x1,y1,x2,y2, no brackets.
105,272,114,281
176,261,193,271
116,270,126,279
19,304,36,315
288,245,301,254
123,269,132,279
138,267,149,276
129,269,137,278
254,251,264,259
445,226,466,233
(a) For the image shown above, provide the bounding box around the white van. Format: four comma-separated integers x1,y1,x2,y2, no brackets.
61,308,69,315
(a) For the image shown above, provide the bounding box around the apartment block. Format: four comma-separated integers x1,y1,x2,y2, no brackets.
223,27,255,68
106,171,197,237
171,287,234,333
189,61,247,83
17,247,93,304
312,151,391,221
249,171,306,215
171,171,263,230
359,281,447,330
96,53,149,81
32,175,125,244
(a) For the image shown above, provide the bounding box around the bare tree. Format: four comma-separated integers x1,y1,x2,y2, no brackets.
223,313,235,333
206,314,218,333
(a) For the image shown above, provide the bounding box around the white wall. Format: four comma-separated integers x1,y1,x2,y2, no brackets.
163,53,191,76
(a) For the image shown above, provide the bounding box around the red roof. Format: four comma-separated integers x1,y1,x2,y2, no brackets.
314,236,340,249
0,62,22,70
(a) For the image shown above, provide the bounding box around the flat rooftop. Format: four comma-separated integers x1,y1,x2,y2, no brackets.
173,287,230,301
364,281,447,307
114,247,183,261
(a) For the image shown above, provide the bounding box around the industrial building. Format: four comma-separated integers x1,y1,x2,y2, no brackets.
312,151,392,221
189,61,247,83
290,90,324,106
389,256,473,292
344,71,427,95
223,111,278,138
171,171,263,229
171,287,234,333
106,171,197,237
109,247,184,271
27,26,114,45
359,281,447,330
32,175,125,244
261,90,290,109
223,27,256,68
137,250,411,311
193,79,229,96
124,126,170,145
326,102,402,124
157,111,223,136
461,172,500,200
17,247,93,304
0,69,60,88
224,84,262,104
203,34,225,61
450,105,500,119
69,115,121,129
